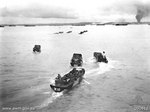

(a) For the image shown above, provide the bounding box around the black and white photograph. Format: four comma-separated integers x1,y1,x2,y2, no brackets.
0,0,150,112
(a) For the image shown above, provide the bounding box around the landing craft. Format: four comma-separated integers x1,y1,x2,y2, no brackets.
66,31,72,33
33,45,41,53
54,31,64,34
94,52,108,63
79,30,88,34
50,68,85,92
70,53,83,67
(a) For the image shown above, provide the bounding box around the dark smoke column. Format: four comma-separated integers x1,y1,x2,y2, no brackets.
135,14,142,23
135,9,144,23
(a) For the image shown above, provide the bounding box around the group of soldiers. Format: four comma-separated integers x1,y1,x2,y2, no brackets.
55,68,79,85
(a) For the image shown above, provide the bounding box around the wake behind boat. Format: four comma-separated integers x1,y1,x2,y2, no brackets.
50,68,85,92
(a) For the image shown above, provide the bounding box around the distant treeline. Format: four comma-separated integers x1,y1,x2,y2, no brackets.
0,22,150,27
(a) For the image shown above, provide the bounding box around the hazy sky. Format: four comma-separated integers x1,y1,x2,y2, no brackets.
0,0,150,24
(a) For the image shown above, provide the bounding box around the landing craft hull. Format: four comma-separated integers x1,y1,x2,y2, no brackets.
50,68,85,92
50,82,74,92
70,53,83,67
50,77,82,92
94,52,108,63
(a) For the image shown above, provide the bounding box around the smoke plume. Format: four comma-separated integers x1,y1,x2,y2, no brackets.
134,3,150,23
101,1,150,22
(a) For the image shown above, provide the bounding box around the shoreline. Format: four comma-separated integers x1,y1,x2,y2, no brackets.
1,22,150,27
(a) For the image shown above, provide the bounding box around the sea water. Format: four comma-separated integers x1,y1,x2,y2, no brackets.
0,25,150,112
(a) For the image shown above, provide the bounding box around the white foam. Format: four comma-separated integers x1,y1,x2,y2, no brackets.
83,79,91,84
49,78,55,84
97,62,114,74
36,92,63,109
84,58,116,78
86,57,96,63
35,77,63,109
84,68,98,76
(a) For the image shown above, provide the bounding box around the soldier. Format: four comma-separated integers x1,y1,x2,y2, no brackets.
56,74,61,80
102,51,106,59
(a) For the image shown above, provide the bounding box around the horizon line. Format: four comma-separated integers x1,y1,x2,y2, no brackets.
1,21,150,27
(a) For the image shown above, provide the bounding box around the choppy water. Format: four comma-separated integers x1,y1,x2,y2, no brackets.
0,25,150,112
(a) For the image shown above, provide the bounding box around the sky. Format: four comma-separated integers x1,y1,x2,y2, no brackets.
0,0,150,24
